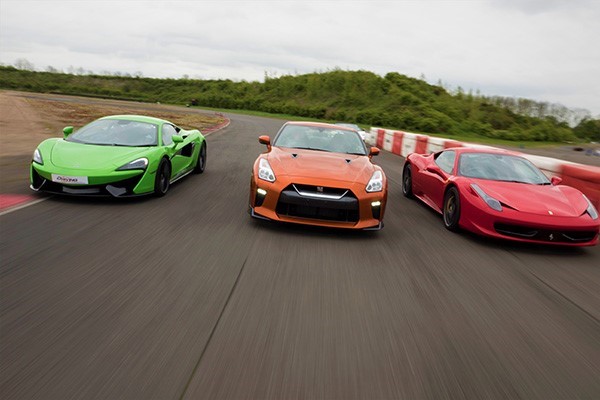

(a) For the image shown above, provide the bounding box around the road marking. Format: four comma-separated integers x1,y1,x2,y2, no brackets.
0,196,50,217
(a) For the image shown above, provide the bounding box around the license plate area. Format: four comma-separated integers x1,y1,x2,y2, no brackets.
51,174,88,185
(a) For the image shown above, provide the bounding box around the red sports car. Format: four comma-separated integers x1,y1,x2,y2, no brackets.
402,148,599,246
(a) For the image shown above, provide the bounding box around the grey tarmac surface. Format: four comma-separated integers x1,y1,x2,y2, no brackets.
1,113,599,400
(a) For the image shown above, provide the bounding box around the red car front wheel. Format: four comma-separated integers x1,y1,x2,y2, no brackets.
443,187,461,231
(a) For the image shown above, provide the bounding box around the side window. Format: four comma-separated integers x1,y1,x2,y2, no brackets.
162,124,177,146
435,151,456,174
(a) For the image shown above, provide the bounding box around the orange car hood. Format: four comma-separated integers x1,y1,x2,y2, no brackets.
268,147,375,184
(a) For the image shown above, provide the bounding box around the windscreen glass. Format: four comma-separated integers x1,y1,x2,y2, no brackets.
67,119,158,147
458,153,550,184
274,125,367,155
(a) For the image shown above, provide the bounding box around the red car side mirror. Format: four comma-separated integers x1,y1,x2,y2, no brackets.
551,176,562,185
426,164,443,176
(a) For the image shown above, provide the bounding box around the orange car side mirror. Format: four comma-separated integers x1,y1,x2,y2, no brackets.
369,147,380,157
258,135,271,151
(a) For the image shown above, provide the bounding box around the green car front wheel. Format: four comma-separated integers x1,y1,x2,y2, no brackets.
195,143,207,174
155,158,171,197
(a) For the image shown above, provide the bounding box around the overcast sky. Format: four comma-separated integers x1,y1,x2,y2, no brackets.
1,0,599,116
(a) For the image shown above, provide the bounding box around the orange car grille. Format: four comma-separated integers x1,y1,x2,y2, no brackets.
276,185,359,222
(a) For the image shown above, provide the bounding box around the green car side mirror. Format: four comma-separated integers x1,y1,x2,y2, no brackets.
63,126,74,138
172,135,184,144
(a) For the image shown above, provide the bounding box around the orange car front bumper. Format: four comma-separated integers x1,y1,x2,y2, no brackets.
249,175,387,230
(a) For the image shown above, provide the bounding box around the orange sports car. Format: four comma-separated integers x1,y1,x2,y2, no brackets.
249,121,387,230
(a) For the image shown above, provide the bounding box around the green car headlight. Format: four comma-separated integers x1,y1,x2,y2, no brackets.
33,148,43,165
117,157,148,171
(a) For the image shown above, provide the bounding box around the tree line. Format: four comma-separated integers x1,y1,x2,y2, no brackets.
0,65,597,142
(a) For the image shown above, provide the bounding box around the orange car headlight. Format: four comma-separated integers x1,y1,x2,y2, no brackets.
366,170,383,192
258,158,276,182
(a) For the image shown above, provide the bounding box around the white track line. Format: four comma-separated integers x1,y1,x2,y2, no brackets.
0,196,51,217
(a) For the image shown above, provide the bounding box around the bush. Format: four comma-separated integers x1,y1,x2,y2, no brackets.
574,119,600,141
524,123,576,142
0,66,580,142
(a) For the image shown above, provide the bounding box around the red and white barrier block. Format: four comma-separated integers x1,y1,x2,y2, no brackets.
368,127,600,210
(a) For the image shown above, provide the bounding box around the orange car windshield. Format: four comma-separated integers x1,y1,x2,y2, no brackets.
274,125,367,155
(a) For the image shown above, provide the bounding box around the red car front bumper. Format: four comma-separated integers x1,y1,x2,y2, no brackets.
459,191,599,246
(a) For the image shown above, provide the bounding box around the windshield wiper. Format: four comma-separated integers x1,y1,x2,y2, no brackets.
498,180,531,184
292,146,329,152
346,152,366,156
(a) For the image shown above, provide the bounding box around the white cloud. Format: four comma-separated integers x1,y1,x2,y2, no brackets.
1,0,599,115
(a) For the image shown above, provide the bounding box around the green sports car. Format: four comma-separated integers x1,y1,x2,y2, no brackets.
30,115,207,197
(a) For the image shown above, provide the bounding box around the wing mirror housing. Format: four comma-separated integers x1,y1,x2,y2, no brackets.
551,176,562,185
369,147,380,157
172,135,184,144
259,135,272,151
63,126,73,138
426,164,444,177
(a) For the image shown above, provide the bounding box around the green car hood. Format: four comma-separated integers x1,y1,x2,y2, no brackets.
50,140,151,169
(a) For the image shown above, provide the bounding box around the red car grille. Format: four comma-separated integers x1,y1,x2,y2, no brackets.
494,223,598,243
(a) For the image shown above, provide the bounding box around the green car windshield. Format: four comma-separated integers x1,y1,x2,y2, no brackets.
274,125,367,155
67,119,158,147
458,153,550,185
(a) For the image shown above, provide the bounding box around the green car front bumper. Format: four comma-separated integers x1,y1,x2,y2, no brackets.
30,163,157,197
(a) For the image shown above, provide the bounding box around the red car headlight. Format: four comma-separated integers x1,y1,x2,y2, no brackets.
583,195,598,220
471,183,502,212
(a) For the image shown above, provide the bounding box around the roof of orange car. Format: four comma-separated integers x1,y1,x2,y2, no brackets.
284,121,357,132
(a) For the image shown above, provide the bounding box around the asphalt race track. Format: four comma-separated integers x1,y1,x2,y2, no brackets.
1,113,599,400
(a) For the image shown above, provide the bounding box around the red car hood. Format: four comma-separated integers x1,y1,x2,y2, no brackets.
473,180,588,217
268,147,374,184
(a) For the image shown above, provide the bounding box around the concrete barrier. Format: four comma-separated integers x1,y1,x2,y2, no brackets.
368,127,600,210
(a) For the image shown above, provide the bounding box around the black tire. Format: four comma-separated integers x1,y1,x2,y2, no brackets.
154,158,171,197
402,163,414,198
194,143,206,174
443,187,461,231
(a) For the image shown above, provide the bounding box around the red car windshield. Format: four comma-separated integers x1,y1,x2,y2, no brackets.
458,153,550,185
